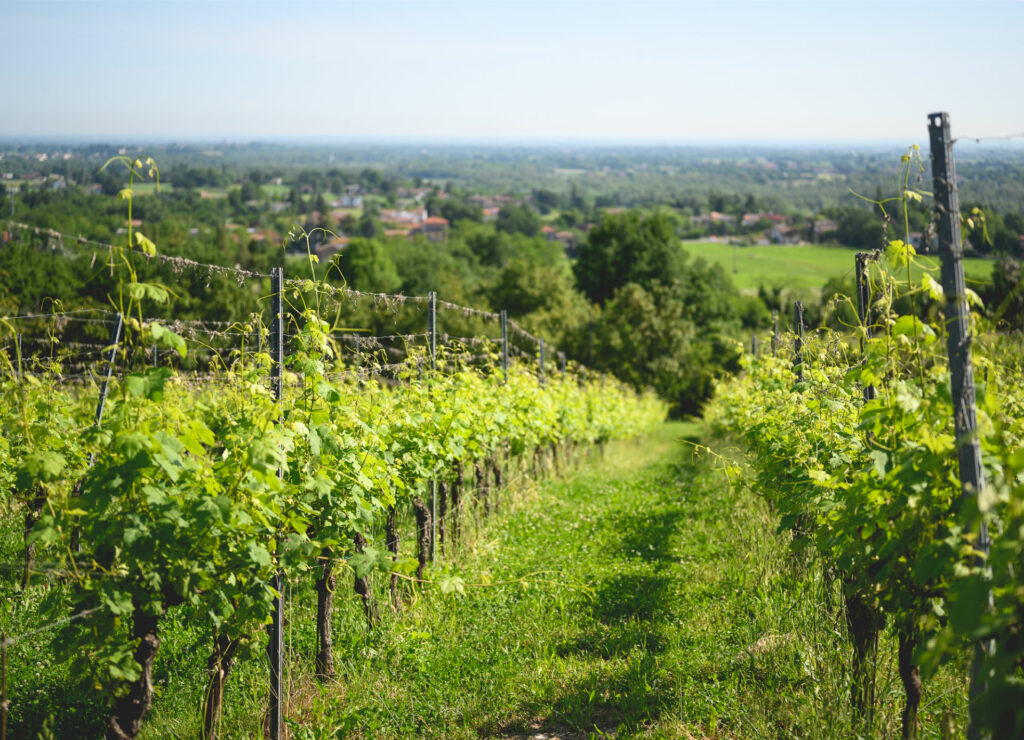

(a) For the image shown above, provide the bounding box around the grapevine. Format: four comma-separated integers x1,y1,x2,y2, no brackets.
0,159,665,738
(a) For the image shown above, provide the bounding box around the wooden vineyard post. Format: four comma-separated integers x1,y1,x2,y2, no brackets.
855,252,876,402
850,251,883,727
750,331,758,356
268,266,284,740
928,111,992,740
793,301,805,382
428,291,438,563
500,309,509,383
499,310,511,514
771,309,779,355
538,338,546,386
428,291,437,372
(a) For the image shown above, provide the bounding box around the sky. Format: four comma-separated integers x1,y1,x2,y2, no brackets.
1,0,1022,145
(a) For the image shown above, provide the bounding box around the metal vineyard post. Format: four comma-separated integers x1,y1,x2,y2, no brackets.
500,310,509,383
428,291,438,562
268,266,284,740
793,301,805,382
539,338,546,386
855,252,876,402
771,310,778,355
928,111,992,740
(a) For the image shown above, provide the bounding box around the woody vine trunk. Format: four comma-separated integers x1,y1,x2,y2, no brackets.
475,462,488,516
352,532,378,629
20,485,46,588
386,506,400,611
450,461,463,543
844,581,882,730
201,631,242,740
489,455,502,513
437,480,448,557
314,550,336,680
899,622,923,740
411,497,431,581
106,603,162,740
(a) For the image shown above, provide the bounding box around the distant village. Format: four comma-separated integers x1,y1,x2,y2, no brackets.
0,161,900,258
6,144,1015,258
309,187,580,262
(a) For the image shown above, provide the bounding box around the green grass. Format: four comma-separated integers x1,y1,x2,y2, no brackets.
262,183,290,197
128,181,170,195
130,182,225,197
683,241,994,295
2,423,970,738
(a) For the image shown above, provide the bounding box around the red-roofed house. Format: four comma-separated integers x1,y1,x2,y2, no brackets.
380,208,428,228
412,216,449,242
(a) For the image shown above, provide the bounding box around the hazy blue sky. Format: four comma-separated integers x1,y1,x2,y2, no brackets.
2,0,1022,144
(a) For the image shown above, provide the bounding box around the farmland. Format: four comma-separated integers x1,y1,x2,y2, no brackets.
682,241,995,294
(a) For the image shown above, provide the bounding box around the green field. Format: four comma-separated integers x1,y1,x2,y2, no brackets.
262,182,290,197
129,181,170,195
682,241,994,295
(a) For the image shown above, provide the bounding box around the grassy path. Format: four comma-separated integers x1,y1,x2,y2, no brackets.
273,420,855,739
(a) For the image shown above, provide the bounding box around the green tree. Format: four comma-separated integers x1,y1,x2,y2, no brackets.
461,223,562,270
358,211,380,239
496,204,541,237
835,207,883,248
339,214,358,236
239,180,263,203
463,225,513,267
314,192,329,219
487,258,590,347
532,189,560,215
439,199,483,225
574,210,686,305
332,238,401,293
557,209,582,229
581,281,740,416
570,183,586,211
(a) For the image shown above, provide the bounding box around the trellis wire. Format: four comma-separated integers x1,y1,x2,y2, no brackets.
4,221,269,281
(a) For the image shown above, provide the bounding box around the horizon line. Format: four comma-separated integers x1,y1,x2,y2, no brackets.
3,135,1022,152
